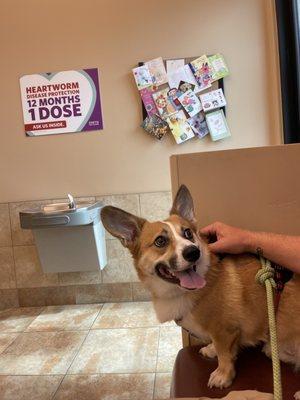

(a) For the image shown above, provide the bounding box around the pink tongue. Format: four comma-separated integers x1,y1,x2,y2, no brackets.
174,269,206,289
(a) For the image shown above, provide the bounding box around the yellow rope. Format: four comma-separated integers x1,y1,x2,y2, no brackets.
255,256,282,400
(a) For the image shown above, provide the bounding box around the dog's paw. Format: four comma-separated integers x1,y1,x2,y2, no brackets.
199,343,217,359
208,367,235,389
262,342,271,358
294,391,300,400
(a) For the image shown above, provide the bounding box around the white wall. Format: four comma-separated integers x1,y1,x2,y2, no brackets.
0,0,282,202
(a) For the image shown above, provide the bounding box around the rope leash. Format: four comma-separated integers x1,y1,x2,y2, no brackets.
255,252,282,400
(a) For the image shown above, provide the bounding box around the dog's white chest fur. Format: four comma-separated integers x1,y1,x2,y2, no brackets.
153,294,210,343
153,294,193,323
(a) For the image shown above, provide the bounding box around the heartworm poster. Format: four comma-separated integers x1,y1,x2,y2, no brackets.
19,68,103,136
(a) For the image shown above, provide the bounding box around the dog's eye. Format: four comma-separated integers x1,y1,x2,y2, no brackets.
154,236,167,248
184,228,193,240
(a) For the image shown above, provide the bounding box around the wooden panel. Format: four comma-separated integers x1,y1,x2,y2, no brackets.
170,143,300,235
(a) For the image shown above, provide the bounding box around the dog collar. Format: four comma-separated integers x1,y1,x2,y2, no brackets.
271,262,293,310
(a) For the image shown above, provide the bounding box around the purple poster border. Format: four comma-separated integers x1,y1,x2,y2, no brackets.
82,68,103,131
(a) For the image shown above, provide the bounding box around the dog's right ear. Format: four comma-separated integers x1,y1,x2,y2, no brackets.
170,184,195,223
101,206,145,248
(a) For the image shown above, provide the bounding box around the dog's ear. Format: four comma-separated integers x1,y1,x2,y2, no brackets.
170,185,195,222
101,206,145,248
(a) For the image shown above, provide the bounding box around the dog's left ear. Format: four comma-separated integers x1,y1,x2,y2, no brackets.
101,206,146,249
170,185,195,222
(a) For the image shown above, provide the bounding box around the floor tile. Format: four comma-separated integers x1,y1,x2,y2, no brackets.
0,331,87,375
154,372,172,399
69,327,159,374
92,301,159,329
156,326,182,372
0,307,44,333
53,373,154,400
0,333,19,354
26,304,102,332
0,375,63,400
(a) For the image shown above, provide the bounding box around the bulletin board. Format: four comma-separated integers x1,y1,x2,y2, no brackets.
138,57,226,120
132,54,230,143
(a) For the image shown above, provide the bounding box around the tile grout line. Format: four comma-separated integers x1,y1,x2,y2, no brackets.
50,328,91,399
87,303,104,330
152,325,161,400
0,324,169,334
50,375,65,400
0,308,46,356
0,332,21,356
63,325,93,375
0,371,160,377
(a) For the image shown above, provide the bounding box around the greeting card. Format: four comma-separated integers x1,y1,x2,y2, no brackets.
178,81,195,93
145,57,168,86
166,59,185,74
141,114,169,140
189,55,212,91
167,88,182,111
139,86,158,117
178,89,202,117
167,65,200,92
199,88,226,112
166,110,194,144
188,112,209,138
152,88,177,119
208,54,229,81
206,109,231,141
132,65,153,89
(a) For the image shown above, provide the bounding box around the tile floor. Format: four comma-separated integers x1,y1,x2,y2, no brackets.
0,302,182,400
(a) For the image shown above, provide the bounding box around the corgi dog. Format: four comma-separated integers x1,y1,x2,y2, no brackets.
101,185,300,397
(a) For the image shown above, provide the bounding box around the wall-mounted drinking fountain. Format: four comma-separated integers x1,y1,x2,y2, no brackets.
19,194,107,273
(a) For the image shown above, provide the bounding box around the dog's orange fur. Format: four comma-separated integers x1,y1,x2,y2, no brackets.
101,186,300,396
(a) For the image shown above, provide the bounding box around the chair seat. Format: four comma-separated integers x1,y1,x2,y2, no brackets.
171,346,299,399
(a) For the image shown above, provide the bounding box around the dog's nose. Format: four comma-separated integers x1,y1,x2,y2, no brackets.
182,245,200,262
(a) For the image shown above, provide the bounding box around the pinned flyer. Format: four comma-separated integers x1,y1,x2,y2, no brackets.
188,112,209,138
167,88,182,111
178,89,202,117
206,109,231,141
189,55,212,92
167,65,200,92
166,110,194,144
141,114,169,140
139,86,158,117
208,54,229,81
152,88,177,119
166,59,185,74
132,65,153,89
145,57,168,86
199,88,226,112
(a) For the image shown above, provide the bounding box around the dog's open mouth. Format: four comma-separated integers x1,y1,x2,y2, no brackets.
155,263,206,290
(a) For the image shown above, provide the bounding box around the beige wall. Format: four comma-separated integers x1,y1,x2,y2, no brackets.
0,0,282,203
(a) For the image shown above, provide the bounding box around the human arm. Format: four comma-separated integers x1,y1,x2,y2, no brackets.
200,222,300,274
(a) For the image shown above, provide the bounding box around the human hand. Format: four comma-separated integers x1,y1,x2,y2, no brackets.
200,222,253,254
